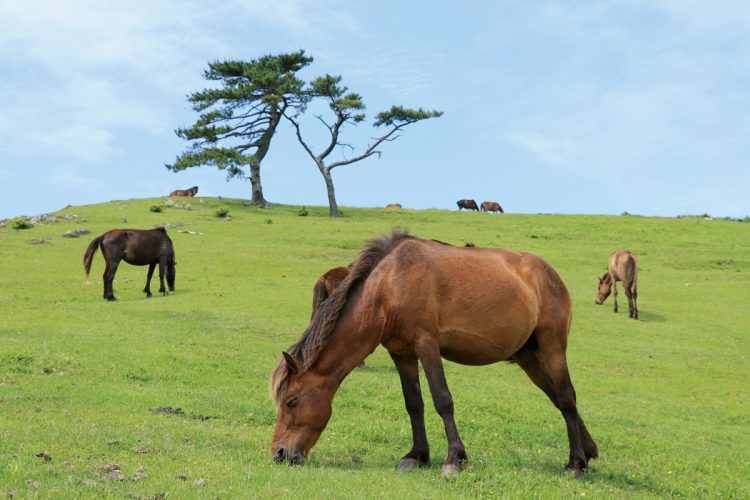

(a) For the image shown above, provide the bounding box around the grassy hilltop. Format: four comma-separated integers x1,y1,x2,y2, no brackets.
0,197,748,498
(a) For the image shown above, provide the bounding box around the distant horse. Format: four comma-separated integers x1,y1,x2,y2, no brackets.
386,203,402,209
481,201,504,213
170,186,198,197
311,267,350,320
596,251,638,319
83,227,176,301
456,199,479,211
311,266,363,368
271,230,597,475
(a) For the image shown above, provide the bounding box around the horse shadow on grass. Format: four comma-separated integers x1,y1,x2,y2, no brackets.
634,310,666,323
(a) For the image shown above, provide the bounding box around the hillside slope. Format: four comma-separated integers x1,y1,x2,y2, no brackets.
0,197,748,497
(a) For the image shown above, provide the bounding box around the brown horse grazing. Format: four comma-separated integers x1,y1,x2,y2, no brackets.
386,203,402,209
83,227,176,301
481,201,504,213
270,230,597,475
596,251,638,319
170,186,198,197
456,199,479,211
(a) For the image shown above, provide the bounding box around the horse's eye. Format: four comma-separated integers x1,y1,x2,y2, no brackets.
287,397,298,409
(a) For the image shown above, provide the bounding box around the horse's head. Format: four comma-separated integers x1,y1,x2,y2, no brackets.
270,351,333,466
595,273,612,304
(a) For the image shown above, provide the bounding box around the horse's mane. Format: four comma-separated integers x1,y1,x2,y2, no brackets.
270,228,413,407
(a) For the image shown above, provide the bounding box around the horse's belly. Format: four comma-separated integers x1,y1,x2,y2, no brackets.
438,325,532,365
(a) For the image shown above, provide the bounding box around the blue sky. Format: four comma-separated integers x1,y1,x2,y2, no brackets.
1,0,749,219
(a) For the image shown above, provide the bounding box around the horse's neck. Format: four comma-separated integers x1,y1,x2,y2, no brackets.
311,313,378,388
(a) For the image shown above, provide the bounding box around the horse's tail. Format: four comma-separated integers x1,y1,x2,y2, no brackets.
292,229,413,370
625,254,637,291
83,234,105,278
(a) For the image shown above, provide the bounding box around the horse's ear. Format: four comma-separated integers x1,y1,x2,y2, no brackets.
282,351,301,375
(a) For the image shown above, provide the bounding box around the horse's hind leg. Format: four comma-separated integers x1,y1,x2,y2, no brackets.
389,352,430,470
512,332,597,474
143,263,156,297
103,259,120,301
624,285,636,319
415,339,468,474
158,258,168,296
632,288,638,320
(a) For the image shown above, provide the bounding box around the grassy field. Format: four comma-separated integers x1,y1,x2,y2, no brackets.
1,197,748,498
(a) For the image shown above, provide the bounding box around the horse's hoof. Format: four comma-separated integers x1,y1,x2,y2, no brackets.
441,463,463,476
397,458,420,471
106,297,117,302
565,466,585,478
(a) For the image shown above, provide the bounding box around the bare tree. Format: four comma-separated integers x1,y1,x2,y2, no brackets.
285,75,442,216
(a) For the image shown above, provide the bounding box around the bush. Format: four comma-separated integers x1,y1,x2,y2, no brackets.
11,218,33,230
215,206,230,218
297,206,309,217
150,205,163,213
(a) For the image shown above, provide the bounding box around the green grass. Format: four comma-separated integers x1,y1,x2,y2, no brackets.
1,198,748,498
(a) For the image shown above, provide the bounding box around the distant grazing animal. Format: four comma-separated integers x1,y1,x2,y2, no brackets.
480,201,504,213
456,199,479,211
83,227,176,301
170,186,198,197
386,203,402,209
311,267,350,320
271,230,597,475
311,266,362,368
596,251,638,319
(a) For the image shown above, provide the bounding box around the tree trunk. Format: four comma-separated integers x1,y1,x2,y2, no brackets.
248,162,268,206
320,166,340,217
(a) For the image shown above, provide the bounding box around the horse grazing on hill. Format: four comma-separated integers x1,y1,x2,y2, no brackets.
83,227,176,301
170,186,198,197
456,199,479,211
596,251,638,319
386,203,402,209
271,230,597,475
481,201,504,213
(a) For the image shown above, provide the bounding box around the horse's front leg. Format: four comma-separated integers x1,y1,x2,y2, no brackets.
416,340,468,475
612,281,619,313
144,263,156,297
389,352,430,470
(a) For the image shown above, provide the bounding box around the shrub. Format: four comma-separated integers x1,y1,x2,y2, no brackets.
150,205,163,213
215,206,230,218
11,218,33,230
297,206,309,217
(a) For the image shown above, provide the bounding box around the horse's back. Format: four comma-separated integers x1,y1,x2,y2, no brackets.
102,228,173,265
363,239,570,364
609,251,637,285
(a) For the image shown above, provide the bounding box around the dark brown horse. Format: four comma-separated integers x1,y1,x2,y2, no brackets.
311,267,350,320
456,199,479,211
83,227,176,301
481,201,504,213
271,230,597,475
596,251,638,319
385,203,402,209
170,186,198,197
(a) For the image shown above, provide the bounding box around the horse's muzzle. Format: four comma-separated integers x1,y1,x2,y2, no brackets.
594,299,602,305
273,447,305,466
